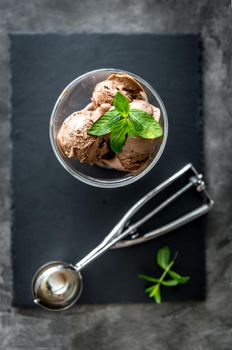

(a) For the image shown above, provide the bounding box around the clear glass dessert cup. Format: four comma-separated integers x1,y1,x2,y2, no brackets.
49,68,168,188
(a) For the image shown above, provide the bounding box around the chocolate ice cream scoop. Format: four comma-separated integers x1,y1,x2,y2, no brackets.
92,73,147,109
116,137,160,172
57,110,109,163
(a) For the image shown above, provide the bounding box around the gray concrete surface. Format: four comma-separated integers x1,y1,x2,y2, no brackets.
0,1,231,349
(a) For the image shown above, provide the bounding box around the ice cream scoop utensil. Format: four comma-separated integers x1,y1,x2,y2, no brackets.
32,163,213,311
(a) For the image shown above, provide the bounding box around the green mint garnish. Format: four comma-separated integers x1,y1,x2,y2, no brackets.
129,109,163,139
113,90,130,117
139,246,190,304
88,92,163,154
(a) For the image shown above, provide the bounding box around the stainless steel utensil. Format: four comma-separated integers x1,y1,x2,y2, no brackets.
32,163,214,311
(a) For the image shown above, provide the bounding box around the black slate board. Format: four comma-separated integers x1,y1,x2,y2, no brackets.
11,34,205,306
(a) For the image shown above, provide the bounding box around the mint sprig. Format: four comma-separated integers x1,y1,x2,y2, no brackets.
88,92,163,154
139,246,190,304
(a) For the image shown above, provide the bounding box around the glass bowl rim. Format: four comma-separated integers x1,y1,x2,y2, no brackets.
49,68,168,188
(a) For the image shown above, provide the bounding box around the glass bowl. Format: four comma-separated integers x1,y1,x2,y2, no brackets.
49,68,168,188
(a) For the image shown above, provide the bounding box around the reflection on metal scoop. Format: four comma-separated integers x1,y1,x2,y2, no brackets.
32,164,214,311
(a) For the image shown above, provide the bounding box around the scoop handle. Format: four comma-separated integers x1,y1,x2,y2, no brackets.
75,164,194,271
75,224,132,271
75,178,192,270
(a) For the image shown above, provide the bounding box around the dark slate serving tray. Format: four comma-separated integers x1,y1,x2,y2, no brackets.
11,33,205,306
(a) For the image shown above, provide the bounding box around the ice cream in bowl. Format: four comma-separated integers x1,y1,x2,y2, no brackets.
50,69,168,188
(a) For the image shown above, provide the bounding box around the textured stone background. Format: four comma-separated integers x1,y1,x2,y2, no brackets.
0,1,231,349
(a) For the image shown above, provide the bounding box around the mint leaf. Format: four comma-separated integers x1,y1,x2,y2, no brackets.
168,271,190,284
88,109,121,136
113,92,130,117
139,273,179,286
110,119,128,154
128,112,144,134
152,284,161,304
145,286,155,295
155,288,161,304
160,279,179,287
126,118,137,137
130,109,163,139
145,284,161,303
156,246,171,270
138,274,159,283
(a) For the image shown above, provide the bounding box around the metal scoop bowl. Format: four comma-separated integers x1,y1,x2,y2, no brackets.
32,261,83,311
